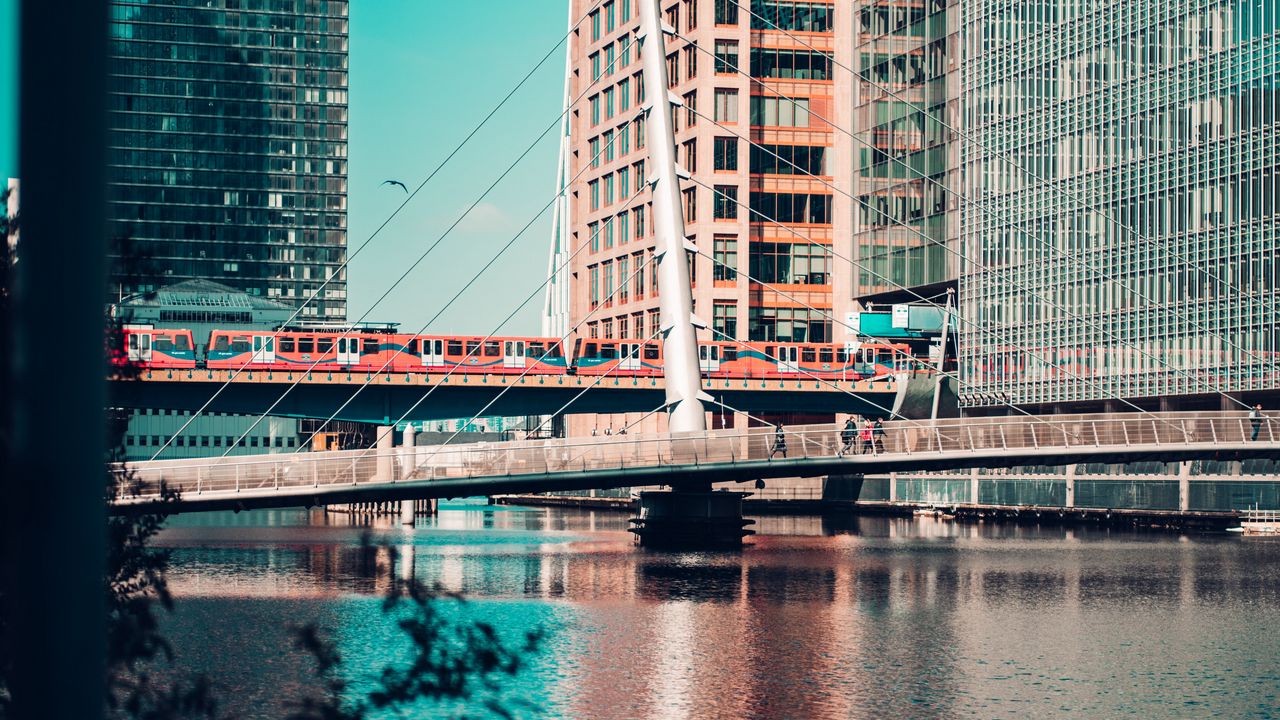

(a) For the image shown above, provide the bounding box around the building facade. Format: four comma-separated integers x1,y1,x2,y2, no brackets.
107,0,349,320
957,0,1279,411
844,0,961,308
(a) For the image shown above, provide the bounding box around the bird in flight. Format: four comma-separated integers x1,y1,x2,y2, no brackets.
382,179,408,193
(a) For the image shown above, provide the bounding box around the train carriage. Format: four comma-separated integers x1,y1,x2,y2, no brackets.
117,326,197,369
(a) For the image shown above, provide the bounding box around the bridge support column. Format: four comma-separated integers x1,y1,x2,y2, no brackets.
1178,461,1191,512
889,472,898,502
969,467,979,505
1064,464,1076,508
375,425,394,482
400,499,415,526
630,490,754,548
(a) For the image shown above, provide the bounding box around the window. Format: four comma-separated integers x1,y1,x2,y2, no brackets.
619,78,631,111
714,89,738,122
589,180,600,210
619,36,631,68
618,166,630,198
591,9,601,40
485,340,500,356
591,52,601,81
749,306,830,342
713,235,738,280
713,185,738,219
604,88,615,119
605,0,616,32
280,337,295,352
750,143,829,175
714,40,739,74
714,137,737,170
590,265,600,308
715,0,738,24
447,340,463,355
683,187,698,223
684,90,698,127
633,253,646,298
649,249,659,294
684,44,698,79
298,337,314,353
667,52,679,87
318,338,334,354
633,205,646,238
605,216,615,247
750,48,831,80
363,338,377,354
749,241,832,284
604,173,615,205
590,94,601,125
714,302,738,339
604,129,615,162
618,315,630,338
620,0,630,21
749,96,810,127
751,1,833,32
684,0,698,30
589,221,600,252
590,136,601,166
604,262,615,303
634,71,644,104
618,122,631,155
635,115,646,148
634,160,646,186
619,256,630,302
649,309,661,337
618,211,630,241
750,192,831,223
682,138,698,173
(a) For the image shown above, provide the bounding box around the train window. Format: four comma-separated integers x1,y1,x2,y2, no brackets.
299,338,314,354
363,339,378,354
230,337,251,353
447,340,462,355
318,338,334,354
176,335,190,350
836,349,847,363
485,341,500,356
154,335,175,351
766,345,776,358
802,348,816,363
819,348,833,363
466,340,480,356
584,343,597,357
548,343,563,358
212,335,228,352
407,339,418,354
528,342,545,358
280,338,295,352
723,347,737,362
644,344,659,360
599,344,618,359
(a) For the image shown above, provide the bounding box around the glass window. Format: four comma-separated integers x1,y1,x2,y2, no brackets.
714,136,737,170
714,89,738,122
714,40,739,74
715,0,738,24
714,235,738,280
713,185,738,219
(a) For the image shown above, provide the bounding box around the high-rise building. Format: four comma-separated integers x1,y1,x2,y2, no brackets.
957,1,1279,411
845,0,961,306
107,0,349,320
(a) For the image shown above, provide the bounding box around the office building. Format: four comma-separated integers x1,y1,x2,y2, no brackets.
107,0,350,319
957,0,1279,412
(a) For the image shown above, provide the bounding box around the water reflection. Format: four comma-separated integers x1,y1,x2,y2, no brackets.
156,502,1280,718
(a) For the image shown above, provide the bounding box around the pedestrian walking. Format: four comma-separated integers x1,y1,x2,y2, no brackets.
860,420,874,455
770,423,788,459
1251,404,1264,441
839,417,857,456
873,418,886,453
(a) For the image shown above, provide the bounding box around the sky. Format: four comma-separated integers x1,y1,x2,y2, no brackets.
0,0,569,336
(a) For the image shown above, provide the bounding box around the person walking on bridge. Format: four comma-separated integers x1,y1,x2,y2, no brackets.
1251,404,1265,441
770,423,788,459
860,420,874,455
873,418,886,454
839,418,857,456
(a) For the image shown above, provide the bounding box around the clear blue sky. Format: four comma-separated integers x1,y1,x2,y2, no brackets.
0,0,568,336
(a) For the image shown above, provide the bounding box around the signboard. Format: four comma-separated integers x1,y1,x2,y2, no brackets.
891,304,909,328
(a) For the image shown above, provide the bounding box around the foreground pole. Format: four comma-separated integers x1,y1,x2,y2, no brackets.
4,0,108,716
637,0,707,433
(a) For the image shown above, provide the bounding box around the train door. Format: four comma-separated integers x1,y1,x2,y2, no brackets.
620,342,642,371
503,340,526,369
336,337,359,365
421,339,444,367
252,335,276,364
776,345,799,373
127,331,152,363
699,344,721,373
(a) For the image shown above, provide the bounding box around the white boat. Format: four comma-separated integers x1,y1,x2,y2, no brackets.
1230,506,1280,535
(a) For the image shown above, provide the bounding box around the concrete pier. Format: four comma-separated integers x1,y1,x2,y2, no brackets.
629,490,755,548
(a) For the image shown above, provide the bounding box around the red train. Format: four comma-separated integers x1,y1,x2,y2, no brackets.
115,326,917,380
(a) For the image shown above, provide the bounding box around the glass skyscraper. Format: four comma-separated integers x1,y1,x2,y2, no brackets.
849,0,961,300
958,0,1278,410
108,0,349,320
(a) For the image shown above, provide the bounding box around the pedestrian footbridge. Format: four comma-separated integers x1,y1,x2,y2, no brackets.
110,412,1280,515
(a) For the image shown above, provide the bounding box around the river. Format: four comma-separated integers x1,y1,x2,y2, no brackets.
152,500,1280,718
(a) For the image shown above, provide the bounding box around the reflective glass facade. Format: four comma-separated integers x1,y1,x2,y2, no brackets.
108,0,349,319
958,0,1279,408
850,0,961,298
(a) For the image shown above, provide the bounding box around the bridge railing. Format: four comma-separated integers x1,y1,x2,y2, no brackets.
110,411,1276,503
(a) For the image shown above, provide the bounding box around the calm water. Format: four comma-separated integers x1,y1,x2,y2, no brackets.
154,501,1280,719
